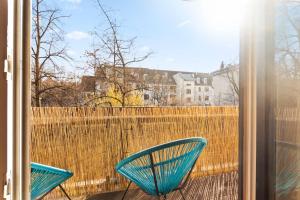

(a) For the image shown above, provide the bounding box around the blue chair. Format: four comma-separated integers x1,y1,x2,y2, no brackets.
276,164,300,197
115,137,207,200
275,140,300,198
31,162,73,200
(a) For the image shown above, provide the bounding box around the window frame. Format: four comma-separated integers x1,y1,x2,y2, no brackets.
239,0,276,199
7,0,278,199
6,0,32,199
0,0,8,198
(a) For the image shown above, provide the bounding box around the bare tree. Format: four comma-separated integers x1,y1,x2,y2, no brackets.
276,2,300,79
83,0,152,107
213,62,239,106
31,0,72,107
41,74,81,107
225,64,239,99
151,86,169,106
275,1,300,107
150,75,173,106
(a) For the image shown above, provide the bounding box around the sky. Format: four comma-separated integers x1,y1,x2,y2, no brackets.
50,0,242,73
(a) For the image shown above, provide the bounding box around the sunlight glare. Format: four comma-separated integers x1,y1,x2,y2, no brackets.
199,0,248,32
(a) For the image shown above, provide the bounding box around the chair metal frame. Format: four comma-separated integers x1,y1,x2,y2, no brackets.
31,162,73,200
121,153,198,200
117,138,207,200
36,184,71,200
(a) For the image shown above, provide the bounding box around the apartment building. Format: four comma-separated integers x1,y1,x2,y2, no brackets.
211,64,239,105
173,73,214,106
80,65,238,106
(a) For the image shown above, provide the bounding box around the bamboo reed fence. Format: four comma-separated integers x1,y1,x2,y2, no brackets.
30,106,239,198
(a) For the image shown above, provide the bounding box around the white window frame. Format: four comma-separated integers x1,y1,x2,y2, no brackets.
4,0,31,199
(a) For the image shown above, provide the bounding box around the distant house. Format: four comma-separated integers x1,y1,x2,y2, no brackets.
140,69,179,106
173,73,214,106
80,65,239,106
80,76,96,94
211,64,239,105
86,66,181,106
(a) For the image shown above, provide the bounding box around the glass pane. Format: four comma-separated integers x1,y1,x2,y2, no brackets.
275,0,300,199
30,0,240,199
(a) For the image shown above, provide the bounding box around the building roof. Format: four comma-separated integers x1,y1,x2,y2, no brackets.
211,64,239,76
93,65,214,86
95,66,183,85
176,73,212,85
177,73,195,81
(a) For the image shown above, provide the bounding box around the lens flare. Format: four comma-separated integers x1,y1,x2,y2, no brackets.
198,0,248,32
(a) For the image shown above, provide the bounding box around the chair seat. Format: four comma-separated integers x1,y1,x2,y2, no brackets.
31,162,73,200
276,164,300,197
116,137,207,196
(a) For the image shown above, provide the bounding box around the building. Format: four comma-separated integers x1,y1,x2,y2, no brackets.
142,70,178,106
211,64,239,105
81,66,181,106
173,73,214,106
80,65,239,106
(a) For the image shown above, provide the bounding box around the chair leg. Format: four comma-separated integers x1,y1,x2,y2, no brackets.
37,185,58,200
179,189,186,200
58,184,72,200
121,181,132,200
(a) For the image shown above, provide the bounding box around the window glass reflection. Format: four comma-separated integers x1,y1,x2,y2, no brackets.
275,1,300,199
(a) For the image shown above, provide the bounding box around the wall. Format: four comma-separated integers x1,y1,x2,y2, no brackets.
212,69,239,105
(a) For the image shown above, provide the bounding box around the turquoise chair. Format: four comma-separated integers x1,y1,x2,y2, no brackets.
276,163,300,197
275,140,300,198
116,137,207,200
31,162,73,200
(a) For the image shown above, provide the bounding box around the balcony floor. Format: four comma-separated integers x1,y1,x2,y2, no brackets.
86,171,238,200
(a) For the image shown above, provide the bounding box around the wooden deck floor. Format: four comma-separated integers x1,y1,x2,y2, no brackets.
86,172,238,200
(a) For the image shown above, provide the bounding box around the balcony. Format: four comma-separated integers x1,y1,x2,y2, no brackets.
31,106,239,199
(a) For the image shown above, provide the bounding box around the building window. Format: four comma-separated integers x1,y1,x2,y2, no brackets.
186,97,191,103
204,78,207,84
186,83,191,86
143,74,148,80
199,96,202,101
186,89,191,94
144,94,149,100
205,87,209,92
198,87,201,92
205,96,209,101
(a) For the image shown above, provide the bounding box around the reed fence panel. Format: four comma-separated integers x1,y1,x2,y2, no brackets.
31,106,239,198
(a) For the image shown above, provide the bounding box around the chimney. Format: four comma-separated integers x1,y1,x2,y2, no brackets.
220,61,225,70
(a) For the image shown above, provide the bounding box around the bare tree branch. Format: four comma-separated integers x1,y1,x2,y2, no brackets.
31,0,73,107
83,0,152,107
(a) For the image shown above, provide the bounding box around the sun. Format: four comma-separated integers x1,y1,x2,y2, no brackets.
197,0,248,32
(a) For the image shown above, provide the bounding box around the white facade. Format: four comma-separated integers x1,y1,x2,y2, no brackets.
211,65,239,105
89,66,239,106
173,73,214,106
